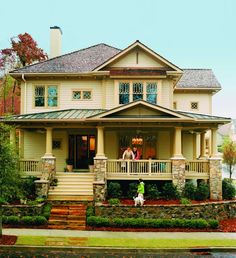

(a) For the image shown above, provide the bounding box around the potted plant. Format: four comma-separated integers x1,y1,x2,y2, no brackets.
66,159,73,172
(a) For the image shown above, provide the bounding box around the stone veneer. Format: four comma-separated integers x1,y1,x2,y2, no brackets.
2,203,44,216
35,156,56,197
93,157,107,202
95,200,236,220
171,158,186,191
209,158,222,200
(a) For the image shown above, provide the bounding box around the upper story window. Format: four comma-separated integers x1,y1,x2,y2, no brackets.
72,90,92,100
190,102,199,110
119,81,157,105
119,82,130,104
35,85,58,107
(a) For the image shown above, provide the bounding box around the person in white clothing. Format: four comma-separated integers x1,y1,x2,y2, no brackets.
122,147,135,160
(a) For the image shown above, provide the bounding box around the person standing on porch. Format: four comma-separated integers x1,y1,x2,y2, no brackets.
132,147,140,160
122,147,135,160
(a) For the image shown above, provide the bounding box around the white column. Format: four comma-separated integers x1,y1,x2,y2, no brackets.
44,127,53,157
96,126,105,157
211,128,218,157
199,131,206,159
172,127,184,159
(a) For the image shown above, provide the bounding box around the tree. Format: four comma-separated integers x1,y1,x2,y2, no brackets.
222,137,236,179
11,33,47,67
0,33,48,115
0,124,23,237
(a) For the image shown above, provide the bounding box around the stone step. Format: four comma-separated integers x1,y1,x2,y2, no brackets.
48,190,93,195
47,195,93,201
50,186,93,190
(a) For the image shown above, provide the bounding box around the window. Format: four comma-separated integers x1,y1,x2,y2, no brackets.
173,102,177,109
72,90,92,100
52,139,62,149
146,82,157,104
119,81,158,105
133,82,143,101
119,82,130,104
35,85,58,107
190,102,198,110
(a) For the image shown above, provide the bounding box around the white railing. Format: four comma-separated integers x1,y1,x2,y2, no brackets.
20,159,42,175
185,160,209,174
107,159,172,177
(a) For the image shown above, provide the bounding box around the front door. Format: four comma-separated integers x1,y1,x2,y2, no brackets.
68,135,96,169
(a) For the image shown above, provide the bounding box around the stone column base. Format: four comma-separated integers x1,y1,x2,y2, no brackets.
209,158,222,200
35,180,50,197
93,181,107,203
171,158,186,192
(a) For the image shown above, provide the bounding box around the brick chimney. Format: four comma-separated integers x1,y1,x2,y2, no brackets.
50,26,62,58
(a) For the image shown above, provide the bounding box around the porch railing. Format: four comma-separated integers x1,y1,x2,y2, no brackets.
185,160,209,174
19,159,42,176
107,159,172,178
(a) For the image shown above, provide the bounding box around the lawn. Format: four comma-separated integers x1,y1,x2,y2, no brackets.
16,236,236,248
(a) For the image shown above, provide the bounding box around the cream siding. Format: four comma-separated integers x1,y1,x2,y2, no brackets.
161,79,173,108
110,48,167,68
24,130,45,159
158,131,171,159
182,133,194,159
105,79,115,109
105,130,118,158
173,93,212,114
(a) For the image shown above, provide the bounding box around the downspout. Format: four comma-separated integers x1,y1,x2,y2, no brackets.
22,74,27,114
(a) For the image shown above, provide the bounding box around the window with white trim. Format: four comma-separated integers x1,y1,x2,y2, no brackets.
72,90,92,100
119,81,158,104
34,85,58,107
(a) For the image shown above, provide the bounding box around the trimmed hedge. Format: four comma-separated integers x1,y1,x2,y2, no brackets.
87,216,219,229
2,215,47,225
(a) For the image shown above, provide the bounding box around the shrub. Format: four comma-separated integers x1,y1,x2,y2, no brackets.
107,182,122,198
195,182,210,201
162,182,180,200
21,176,37,199
145,183,160,200
42,203,52,220
108,198,120,206
127,182,138,199
87,216,110,227
21,216,34,225
0,197,8,205
33,216,47,225
86,206,95,218
208,219,219,229
87,216,216,229
7,216,20,225
183,181,196,200
180,198,191,205
222,178,236,200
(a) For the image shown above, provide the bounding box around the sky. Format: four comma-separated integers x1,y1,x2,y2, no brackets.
0,0,235,118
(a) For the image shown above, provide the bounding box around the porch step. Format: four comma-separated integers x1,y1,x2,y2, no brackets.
48,204,87,230
48,172,94,201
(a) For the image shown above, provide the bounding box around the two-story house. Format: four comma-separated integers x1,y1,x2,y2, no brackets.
4,26,230,202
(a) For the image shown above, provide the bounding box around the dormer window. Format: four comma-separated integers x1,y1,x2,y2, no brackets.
34,85,58,107
119,81,157,104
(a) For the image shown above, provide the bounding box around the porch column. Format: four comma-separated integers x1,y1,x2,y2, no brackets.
96,126,105,157
37,127,56,198
210,128,218,158
10,127,16,147
93,126,107,202
199,131,206,159
171,127,185,192
172,127,183,158
45,127,53,157
208,157,222,200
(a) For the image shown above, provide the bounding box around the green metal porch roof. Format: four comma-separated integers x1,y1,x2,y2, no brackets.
4,109,106,120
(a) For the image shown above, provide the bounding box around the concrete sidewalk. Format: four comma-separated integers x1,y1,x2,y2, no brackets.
3,228,236,239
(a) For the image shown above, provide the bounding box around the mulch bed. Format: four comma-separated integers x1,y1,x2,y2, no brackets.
0,235,17,245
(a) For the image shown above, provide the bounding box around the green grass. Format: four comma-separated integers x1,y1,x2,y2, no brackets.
16,236,236,248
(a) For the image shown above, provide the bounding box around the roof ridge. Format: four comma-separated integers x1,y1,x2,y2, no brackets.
10,43,121,73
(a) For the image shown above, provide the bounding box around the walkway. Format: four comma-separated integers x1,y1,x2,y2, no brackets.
3,228,236,239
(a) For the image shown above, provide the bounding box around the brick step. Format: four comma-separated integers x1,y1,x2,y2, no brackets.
49,214,86,220
48,219,86,225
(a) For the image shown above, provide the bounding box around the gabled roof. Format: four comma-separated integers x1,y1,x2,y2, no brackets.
176,69,221,89
11,44,121,74
94,40,183,73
